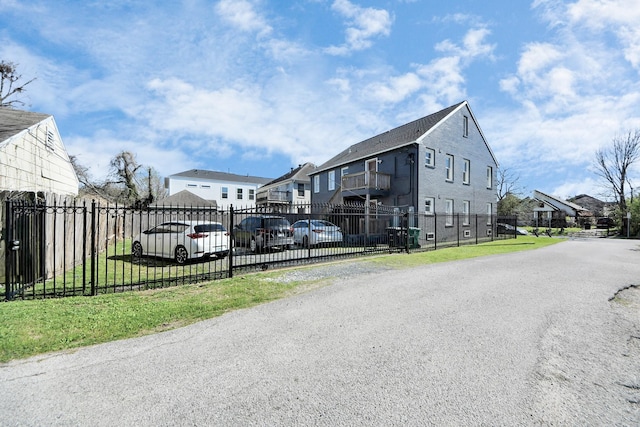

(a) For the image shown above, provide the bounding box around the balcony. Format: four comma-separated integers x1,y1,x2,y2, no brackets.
256,189,292,204
341,171,391,197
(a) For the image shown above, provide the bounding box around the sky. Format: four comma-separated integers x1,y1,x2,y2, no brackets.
2,0,640,201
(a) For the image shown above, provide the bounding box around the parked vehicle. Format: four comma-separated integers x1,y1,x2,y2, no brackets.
292,219,343,247
232,215,294,253
496,223,528,235
596,217,616,229
132,221,229,264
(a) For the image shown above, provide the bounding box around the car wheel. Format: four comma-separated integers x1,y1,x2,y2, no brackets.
303,235,309,248
132,241,143,261
175,245,189,264
250,238,262,254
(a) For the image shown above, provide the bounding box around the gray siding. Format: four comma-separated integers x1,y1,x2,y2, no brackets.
417,105,497,215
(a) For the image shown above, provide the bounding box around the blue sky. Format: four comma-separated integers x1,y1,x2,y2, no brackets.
2,0,640,201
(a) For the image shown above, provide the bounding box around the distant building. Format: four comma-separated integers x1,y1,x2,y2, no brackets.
533,190,592,227
256,162,315,213
164,169,272,210
568,194,613,218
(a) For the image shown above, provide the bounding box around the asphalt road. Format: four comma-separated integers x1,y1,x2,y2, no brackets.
1,238,639,426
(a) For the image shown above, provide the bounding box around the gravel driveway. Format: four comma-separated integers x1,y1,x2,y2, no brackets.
1,238,639,426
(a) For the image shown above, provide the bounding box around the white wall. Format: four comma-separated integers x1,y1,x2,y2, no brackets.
168,176,260,210
0,117,79,196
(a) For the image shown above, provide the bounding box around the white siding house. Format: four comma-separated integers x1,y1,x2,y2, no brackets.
165,169,273,210
256,162,315,213
0,109,79,196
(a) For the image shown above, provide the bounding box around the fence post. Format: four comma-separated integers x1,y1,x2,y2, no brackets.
4,200,13,301
228,205,234,278
475,214,478,245
90,200,97,296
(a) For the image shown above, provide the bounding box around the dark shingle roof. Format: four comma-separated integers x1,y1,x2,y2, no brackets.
0,108,51,144
170,169,272,185
313,102,464,173
262,162,316,187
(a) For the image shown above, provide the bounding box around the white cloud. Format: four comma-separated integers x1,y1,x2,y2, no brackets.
215,0,273,37
325,0,393,55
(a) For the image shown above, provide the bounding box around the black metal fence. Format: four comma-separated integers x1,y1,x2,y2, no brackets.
2,200,517,301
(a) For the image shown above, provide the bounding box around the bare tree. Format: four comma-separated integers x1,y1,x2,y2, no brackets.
496,167,522,201
0,61,36,108
594,130,640,214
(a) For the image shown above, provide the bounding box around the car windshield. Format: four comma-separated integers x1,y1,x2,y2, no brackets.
264,218,290,228
194,223,226,233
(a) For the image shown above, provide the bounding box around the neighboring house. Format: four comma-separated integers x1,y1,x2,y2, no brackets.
568,194,613,219
309,101,498,220
255,162,316,213
0,108,79,197
165,169,272,210
533,190,592,227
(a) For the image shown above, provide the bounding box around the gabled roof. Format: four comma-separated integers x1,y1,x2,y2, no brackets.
312,101,467,174
169,169,272,185
262,162,316,187
149,190,217,208
534,190,588,213
0,108,51,145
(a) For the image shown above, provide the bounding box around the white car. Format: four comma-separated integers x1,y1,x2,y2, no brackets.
132,221,229,264
292,219,343,247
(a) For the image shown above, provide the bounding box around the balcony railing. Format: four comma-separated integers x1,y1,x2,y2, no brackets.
341,171,391,192
256,189,291,203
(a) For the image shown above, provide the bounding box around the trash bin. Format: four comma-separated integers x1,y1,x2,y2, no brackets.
584,223,591,230
387,227,404,248
408,227,421,249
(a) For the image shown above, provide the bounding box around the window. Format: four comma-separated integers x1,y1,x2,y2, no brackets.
445,154,454,181
486,203,493,225
486,166,493,189
463,200,470,225
201,185,211,189
445,199,454,226
237,188,243,200
249,189,255,200
425,148,435,167
297,183,305,197
328,170,336,191
187,184,197,188
314,175,320,193
221,187,228,199
425,197,435,215
463,115,469,137
462,159,470,184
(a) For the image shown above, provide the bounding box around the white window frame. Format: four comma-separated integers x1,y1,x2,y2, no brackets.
445,155,454,182
487,166,493,189
425,197,435,215
221,187,228,199
463,115,469,137
248,189,255,200
486,203,492,225
236,188,243,200
328,170,336,191
463,200,470,225
425,148,435,168
313,175,320,193
462,159,470,184
445,199,454,226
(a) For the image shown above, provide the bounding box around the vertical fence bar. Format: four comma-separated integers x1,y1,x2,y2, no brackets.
90,200,97,296
4,200,13,301
228,205,234,278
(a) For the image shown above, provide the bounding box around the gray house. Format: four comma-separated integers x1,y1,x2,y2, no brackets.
309,101,498,221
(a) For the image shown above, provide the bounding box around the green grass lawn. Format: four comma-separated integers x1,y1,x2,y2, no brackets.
0,235,561,363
